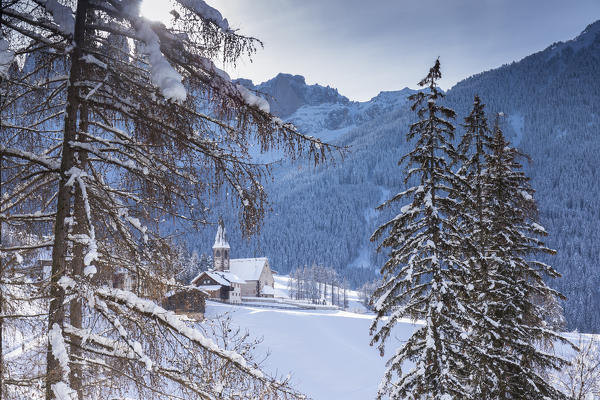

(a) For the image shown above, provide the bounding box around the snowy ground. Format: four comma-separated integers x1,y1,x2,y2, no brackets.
205,276,417,399
206,302,415,400
206,276,597,400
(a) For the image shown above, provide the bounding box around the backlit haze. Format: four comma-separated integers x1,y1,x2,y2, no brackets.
141,0,600,101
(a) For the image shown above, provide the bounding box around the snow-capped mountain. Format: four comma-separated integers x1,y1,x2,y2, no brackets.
238,73,415,143
191,20,600,333
237,73,349,118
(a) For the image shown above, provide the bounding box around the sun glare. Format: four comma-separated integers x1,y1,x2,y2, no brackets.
140,0,173,23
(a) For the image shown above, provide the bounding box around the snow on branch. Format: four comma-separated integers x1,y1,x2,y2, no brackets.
43,0,75,35
81,54,107,70
93,286,267,380
0,145,60,170
176,0,230,31
193,55,270,113
134,20,187,103
236,84,270,113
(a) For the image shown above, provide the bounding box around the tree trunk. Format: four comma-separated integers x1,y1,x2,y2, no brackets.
1,3,5,396
69,102,89,400
46,1,89,399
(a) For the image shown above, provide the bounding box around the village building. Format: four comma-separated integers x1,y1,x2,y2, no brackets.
164,286,208,317
229,258,275,297
192,218,276,299
190,270,243,304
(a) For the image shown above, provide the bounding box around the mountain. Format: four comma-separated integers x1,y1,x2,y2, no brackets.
238,74,415,143
191,20,600,333
236,73,349,118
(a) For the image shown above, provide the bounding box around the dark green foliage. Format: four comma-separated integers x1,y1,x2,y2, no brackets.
370,60,473,400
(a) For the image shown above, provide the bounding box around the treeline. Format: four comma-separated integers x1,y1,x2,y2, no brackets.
288,265,349,308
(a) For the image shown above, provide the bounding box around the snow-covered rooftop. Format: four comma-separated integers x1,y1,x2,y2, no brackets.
229,257,268,281
196,285,221,292
192,270,243,287
165,285,209,298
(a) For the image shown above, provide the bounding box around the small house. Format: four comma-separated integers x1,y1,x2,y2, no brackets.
164,286,207,317
191,270,243,304
229,258,275,298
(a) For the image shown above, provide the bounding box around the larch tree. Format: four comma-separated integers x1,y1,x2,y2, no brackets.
1,0,331,399
369,60,474,400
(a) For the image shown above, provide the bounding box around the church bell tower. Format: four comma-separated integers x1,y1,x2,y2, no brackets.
212,217,230,272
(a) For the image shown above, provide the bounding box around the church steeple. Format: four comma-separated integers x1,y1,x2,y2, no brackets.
212,217,230,272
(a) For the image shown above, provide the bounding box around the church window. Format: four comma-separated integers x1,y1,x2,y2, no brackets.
215,250,221,257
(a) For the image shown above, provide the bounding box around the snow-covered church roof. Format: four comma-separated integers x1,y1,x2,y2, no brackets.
212,217,230,249
229,258,269,281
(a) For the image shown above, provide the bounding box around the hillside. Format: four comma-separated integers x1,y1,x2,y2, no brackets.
188,20,600,332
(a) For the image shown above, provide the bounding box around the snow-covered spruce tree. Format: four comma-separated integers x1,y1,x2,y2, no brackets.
2,0,330,399
370,60,474,400
456,96,491,257
466,115,572,399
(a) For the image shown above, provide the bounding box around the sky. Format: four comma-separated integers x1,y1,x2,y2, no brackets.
141,1,600,101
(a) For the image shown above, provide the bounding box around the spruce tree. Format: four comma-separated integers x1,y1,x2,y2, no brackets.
457,96,492,259
467,115,573,399
370,60,473,400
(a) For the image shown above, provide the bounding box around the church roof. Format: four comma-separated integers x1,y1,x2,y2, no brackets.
213,218,230,249
229,257,269,281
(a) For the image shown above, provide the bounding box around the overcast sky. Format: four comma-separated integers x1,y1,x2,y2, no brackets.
143,1,600,101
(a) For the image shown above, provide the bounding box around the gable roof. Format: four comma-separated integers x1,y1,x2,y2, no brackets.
165,285,209,298
191,270,243,287
229,257,269,281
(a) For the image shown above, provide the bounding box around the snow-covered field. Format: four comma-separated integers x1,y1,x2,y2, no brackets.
205,276,418,400
205,302,413,400
206,276,597,400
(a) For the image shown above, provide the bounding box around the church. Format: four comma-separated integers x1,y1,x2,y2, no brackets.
191,218,275,301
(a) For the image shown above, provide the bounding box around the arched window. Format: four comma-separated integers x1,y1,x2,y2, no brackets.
224,250,228,258
215,250,221,257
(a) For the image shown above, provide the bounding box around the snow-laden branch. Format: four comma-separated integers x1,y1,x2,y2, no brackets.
134,20,186,102
43,0,75,35
0,145,60,170
176,0,230,31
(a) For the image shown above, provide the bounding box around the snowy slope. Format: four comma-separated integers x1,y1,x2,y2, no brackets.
286,88,415,143
237,73,415,144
